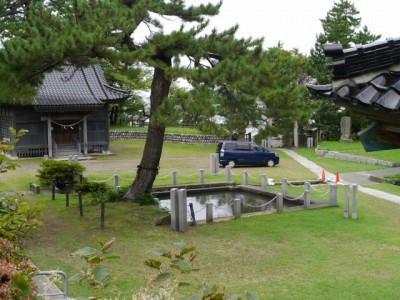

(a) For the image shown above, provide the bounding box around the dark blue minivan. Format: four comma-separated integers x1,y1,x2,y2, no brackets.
216,141,279,168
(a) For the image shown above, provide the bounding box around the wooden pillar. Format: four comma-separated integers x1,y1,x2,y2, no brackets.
47,118,53,158
83,115,88,155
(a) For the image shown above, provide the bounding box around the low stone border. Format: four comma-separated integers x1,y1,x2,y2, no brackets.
110,130,221,144
315,149,400,167
370,175,400,185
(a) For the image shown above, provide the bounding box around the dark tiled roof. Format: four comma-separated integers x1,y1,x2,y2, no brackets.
307,38,400,151
307,72,400,113
324,37,400,79
33,65,130,113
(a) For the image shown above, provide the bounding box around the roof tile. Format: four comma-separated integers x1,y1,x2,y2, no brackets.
33,65,130,113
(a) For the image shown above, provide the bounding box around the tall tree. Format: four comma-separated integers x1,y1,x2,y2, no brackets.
308,0,381,138
0,0,266,200
1,1,314,200
256,48,314,140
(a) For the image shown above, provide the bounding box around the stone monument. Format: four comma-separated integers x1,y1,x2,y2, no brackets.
340,116,353,142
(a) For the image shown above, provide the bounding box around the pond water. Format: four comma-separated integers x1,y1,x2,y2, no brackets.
158,190,300,221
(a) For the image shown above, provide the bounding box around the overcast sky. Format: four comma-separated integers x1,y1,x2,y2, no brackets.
204,0,400,55
137,0,400,55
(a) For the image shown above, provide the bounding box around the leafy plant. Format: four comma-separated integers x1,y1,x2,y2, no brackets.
74,182,108,194
0,238,39,300
36,160,86,191
0,195,43,245
105,186,129,202
70,237,120,289
0,127,28,173
142,242,258,300
136,193,157,206
0,194,42,300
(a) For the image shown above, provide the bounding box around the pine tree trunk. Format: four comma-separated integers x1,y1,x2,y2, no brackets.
124,66,172,201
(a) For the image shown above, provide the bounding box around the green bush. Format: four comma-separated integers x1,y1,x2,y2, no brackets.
136,193,157,206
105,186,129,202
36,160,86,191
74,182,108,194
0,195,43,245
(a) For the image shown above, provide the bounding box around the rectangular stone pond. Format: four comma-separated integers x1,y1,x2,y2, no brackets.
154,184,307,222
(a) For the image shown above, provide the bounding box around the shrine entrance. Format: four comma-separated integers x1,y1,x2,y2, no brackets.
53,121,80,145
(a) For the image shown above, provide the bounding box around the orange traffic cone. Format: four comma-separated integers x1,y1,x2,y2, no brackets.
321,169,326,181
335,172,340,183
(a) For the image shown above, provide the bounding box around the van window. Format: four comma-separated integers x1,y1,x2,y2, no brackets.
224,143,236,150
251,145,263,151
237,143,251,150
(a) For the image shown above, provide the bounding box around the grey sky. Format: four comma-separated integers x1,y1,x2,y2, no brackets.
203,0,400,54
135,0,400,55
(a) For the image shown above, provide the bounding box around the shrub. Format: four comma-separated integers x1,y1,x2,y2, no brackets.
0,195,42,299
0,238,38,300
74,182,108,194
136,193,157,206
105,186,129,203
0,195,42,245
0,128,28,173
36,160,86,191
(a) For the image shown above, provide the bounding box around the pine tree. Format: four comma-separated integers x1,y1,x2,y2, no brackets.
1,1,313,200
308,0,381,139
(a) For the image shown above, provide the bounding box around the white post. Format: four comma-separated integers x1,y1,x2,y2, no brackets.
114,174,119,189
233,199,241,219
199,169,204,184
329,183,338,206
304,190,310,209
343,184,350,219
206,202,213,223
261,174,268,190
170,188,179,231
304,181,310,193
214,154,219,175
172,171,177,186
210,154,217,175
243,171,248,185
178,189,187,232
276,193,283,212
225,166,231,182
352,184,358,220
282,178,288,195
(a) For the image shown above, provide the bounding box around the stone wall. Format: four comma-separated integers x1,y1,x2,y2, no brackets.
110,131,221,144
315,150,400,167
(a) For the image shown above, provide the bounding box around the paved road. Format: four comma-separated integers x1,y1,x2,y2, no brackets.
280,149,400,204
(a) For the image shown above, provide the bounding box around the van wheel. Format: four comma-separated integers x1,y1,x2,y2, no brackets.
267,159,275,167
228,160,236,168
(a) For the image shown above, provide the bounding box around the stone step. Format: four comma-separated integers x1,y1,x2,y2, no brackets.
56,145,80,157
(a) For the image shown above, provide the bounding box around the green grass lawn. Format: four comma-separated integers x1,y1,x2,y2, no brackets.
317,140,400,162
295,147,387,173
5,140,397,299
24,186,400,299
